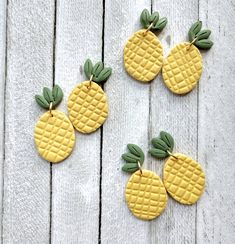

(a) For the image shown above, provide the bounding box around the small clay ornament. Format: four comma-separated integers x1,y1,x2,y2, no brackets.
122,144,167,220
149,131,205,204
34,85,75,163
124,9,167,82
162,21,213,94
67,59,112,134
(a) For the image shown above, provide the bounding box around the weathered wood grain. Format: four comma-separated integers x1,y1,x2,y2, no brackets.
197,1,235,243
0,0,6,242
3,0,54,243
101,1,152,243
51,0,103,243
150,1,199,243
1,0,235,243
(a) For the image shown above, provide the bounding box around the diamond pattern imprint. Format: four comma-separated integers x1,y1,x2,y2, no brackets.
34,110,75,163
162,42,203,94
125,169,168,220
68,81,108,134
124,29,163,82
163,153,205,204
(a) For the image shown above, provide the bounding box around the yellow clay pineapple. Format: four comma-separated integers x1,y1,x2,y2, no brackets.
162,21,213,94
122,144,167,220
68,59,112,134
34,85,75,163
149,131,205,205
124,9,167,83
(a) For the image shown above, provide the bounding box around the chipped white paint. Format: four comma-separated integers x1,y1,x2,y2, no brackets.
0,0,234,243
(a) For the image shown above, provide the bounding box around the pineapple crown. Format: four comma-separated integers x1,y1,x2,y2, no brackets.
84,59,112,84
140,9,167,31
188,21,213,49
122,144,145,173
149,131,175,159
35,85,63,109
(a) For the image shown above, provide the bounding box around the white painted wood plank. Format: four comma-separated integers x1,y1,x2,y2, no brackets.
0,0,6,242
150,1,199,243
197,1,235,243
101,1,151,243
51,0,103,243
3,1,55,243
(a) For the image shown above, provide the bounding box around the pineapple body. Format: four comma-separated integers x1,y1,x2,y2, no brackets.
124,29,163,82
68,81,108,134
125,169,167,220
163,153,205,204
162,42,203,94
34,110,75,163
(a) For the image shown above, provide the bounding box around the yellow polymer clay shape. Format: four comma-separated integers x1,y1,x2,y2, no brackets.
162,21,213,94
34,85,75,163
122,144,167,220
124,9,167,83
163,153,205,204
68,59,112,134
149,131,205,205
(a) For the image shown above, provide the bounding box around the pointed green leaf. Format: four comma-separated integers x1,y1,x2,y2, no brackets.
188,21,202,41
151,138,169,151
160,131,174,152
35,95,49,109
84,59,93,79
96,67,112,83
149,12,159,25
152,17,167,30
92,62,103,77
122,163,139,173
127,144,145,164
140,9,151,28
195,39,213,49
52,85,63,106
127,144,143,158
149,148,169,159
43,87,53,103
196,29,211,40
122,153,140,163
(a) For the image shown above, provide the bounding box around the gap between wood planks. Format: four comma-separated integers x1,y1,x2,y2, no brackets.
49,0,57,243
1,0,8,242
98,0,106,243
49,1,106,244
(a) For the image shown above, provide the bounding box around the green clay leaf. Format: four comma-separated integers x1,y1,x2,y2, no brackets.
43,87,53,103
149,148,169,159
140,9,151,28
188,21,202,41
122,163,139,173
151,138,169,151
84,59,93,79
152,17,167,30
121,144,145,173
92,62,104,77
96,67,112,83
149,12,159,25
35,95,49,109
127,144,145,164
52,85,63,106
196,29,211,40
122,153,141,164
195,39,213,49
160,131,174,152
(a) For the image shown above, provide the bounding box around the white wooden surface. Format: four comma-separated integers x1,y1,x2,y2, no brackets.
1,0,235,243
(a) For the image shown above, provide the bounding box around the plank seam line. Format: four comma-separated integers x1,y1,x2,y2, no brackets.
98,1,105,243
98,0,106,243
195,0,200,243
1,0,8,242
149,1,155,243
49,0,58,243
